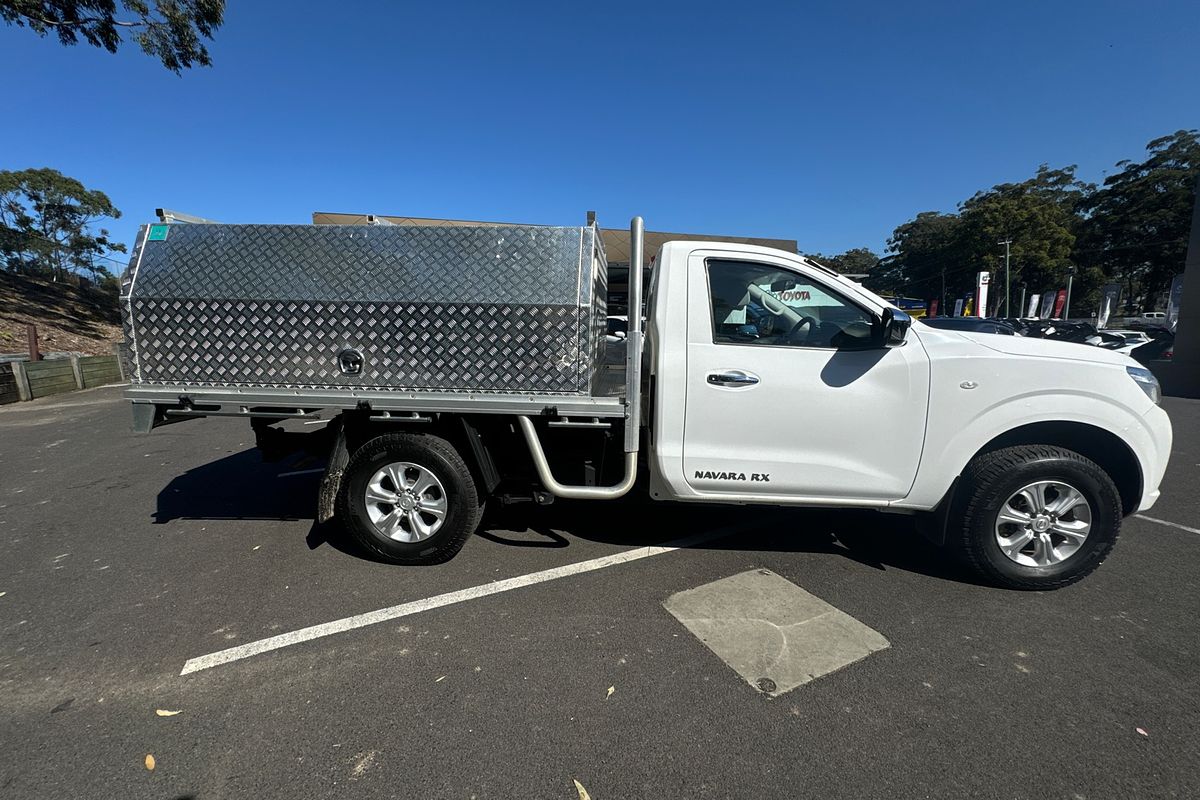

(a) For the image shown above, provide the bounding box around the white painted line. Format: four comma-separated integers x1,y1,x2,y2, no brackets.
180,527,739,675
1135,514,1200,535
275,468,326,478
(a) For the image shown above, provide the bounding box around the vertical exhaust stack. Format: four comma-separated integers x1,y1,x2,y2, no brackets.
624,216,644,454
516,215,644,499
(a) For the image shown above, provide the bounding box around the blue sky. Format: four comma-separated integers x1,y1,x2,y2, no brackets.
2,0,1197,267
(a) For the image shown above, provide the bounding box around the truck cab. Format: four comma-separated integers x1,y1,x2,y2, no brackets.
644,239,1169,505
636,239,1171,588
646,241,930,506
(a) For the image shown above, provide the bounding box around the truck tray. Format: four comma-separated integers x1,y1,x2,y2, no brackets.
120,221,609,398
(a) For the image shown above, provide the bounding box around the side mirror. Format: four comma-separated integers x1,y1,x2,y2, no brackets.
878,308,911,346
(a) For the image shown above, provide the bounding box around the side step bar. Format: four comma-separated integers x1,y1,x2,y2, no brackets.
516,416,637,500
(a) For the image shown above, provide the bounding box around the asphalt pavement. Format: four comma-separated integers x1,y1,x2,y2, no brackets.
1,385,1197,799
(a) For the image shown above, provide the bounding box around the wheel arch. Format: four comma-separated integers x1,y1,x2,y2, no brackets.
973,421,1142,516
321,412,500,522
916,419,1143,547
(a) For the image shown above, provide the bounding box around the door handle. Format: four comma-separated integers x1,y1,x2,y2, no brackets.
707,370,759,387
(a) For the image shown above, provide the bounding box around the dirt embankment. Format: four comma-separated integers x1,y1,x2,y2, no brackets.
0,271,122,356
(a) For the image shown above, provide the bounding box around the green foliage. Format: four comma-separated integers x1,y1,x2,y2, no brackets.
0,0,224,72
1076,130,1200,310
866,131,1200,316
97,270,119,295
806,247,880,276
0,167,127,282
872,212,964,298
954,165,1090,315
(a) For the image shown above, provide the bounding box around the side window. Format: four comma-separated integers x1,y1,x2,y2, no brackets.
707,259,876,349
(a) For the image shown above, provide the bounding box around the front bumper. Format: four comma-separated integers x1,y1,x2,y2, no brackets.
1137,404,1173,512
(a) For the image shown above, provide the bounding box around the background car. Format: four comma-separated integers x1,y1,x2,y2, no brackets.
1098,329,1154,354
921,317,1018,335
605,315,628,342
1130,331,1176,364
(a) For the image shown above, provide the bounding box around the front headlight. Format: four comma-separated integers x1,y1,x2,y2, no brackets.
1127,366,1161,405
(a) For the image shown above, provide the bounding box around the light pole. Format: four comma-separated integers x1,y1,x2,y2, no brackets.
998,239,1012,317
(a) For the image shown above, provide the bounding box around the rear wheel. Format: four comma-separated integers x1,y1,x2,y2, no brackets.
954,445,1121,590
337,432,482,564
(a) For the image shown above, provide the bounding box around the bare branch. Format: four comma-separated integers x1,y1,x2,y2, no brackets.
22,14,142,28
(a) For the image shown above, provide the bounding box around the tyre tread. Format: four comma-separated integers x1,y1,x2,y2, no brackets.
337,432,482,565
955,445,1121,590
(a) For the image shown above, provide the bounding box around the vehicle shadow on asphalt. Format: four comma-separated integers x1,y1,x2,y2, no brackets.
152,448,981,585
153,449,322,524
152,448,375,561
486,497,984,586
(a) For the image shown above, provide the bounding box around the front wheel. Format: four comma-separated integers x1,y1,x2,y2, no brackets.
336,432,483,565
953,445,1122,590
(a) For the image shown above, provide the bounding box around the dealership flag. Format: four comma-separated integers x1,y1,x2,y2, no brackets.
1166,274,1184,332
1039,290,1056,320
1053,289,1067,318
1026,293,1040,318
953,298,964,317
975,272,990,318
1097,283,1122,329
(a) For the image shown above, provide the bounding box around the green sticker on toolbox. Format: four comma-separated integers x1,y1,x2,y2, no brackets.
147,224,170,241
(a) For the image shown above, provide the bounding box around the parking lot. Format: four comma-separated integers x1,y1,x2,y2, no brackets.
1,385,1198,799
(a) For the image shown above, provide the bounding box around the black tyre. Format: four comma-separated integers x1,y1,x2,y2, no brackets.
954,445,1121,590
336,432,483,565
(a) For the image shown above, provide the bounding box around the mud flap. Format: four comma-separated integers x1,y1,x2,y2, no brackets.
915,476,959,546
318,419,349,524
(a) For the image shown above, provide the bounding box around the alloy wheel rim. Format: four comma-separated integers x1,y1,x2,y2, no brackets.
994,480,1092,567
364,461,448,542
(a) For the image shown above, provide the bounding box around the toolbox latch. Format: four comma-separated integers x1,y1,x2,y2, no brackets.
337,348,364,376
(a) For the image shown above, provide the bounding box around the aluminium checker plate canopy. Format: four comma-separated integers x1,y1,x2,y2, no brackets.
120,221,610,402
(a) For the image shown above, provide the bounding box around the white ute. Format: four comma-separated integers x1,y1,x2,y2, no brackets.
125,216,1172,589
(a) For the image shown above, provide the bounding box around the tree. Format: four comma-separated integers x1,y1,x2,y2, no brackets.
806,247,880,276
870,211,965,301
0,168,127,281
1076,130,1200,311
956,165,1092,315
871,166,1094,314
833,130,1199,318
1,0,224,72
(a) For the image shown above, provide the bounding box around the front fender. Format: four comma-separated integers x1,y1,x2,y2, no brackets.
899,381,1163,512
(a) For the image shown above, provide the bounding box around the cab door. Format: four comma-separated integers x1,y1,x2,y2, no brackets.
681,251,929,502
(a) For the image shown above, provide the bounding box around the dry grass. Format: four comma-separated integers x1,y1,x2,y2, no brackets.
0,271,122,357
